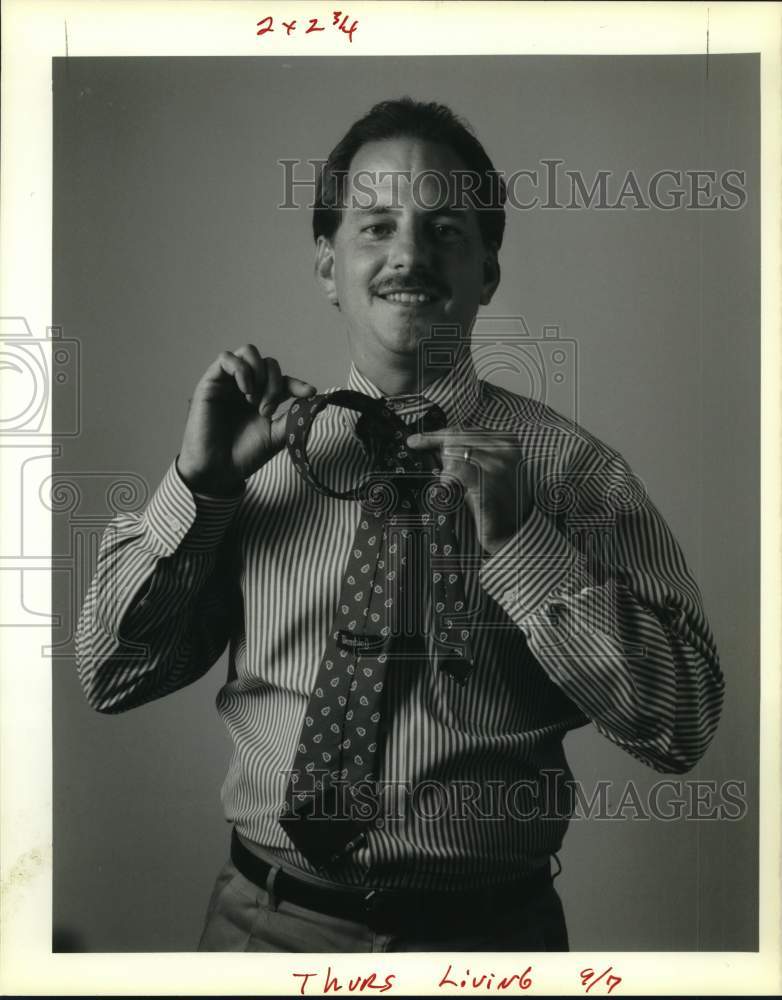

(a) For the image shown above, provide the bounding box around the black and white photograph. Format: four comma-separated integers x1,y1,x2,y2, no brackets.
1,1,779,995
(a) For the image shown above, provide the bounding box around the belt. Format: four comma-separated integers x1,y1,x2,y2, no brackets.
230,829,554,935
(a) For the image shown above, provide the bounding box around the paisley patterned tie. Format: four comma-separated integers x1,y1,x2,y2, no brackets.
279,389,475,868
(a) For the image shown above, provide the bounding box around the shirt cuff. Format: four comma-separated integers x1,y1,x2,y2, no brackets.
479,505,597,625
143,460,244,553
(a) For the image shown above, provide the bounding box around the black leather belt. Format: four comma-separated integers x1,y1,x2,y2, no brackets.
230,829,554,935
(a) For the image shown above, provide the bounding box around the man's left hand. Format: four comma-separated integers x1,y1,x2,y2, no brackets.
406,430,533,555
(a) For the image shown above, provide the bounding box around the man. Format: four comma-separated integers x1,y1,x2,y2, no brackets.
75,98,724,952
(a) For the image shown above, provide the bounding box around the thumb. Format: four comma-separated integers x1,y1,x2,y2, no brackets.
284,375,319,398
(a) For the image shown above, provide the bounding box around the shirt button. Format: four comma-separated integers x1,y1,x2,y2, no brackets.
664,604,680,626
548,601,567,624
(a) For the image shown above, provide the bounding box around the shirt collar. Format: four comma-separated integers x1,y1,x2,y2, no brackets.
345,347,480,428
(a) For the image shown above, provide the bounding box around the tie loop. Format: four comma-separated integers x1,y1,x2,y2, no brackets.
286,390,412,500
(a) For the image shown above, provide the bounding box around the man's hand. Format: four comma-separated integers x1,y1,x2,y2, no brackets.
406,429,533,555
177,345,317,495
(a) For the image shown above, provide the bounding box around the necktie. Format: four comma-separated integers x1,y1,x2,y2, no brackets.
279,389,475,868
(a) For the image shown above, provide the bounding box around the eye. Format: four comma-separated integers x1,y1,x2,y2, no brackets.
432,221,463,241
361,222,393,237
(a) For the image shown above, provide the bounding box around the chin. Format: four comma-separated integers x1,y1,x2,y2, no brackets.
380,324,432,355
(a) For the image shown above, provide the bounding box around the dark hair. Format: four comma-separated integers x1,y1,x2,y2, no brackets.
313,97,507,250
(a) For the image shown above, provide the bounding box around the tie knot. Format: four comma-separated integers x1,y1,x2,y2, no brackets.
383,396,447,433
356,397,446,473
383,393,432,418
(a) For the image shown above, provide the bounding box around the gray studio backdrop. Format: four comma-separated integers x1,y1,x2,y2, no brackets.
52,55,759,951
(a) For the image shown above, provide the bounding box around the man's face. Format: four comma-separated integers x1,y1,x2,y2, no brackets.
316,137,500,376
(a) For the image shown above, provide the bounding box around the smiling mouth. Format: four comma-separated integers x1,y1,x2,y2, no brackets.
378,291,439,306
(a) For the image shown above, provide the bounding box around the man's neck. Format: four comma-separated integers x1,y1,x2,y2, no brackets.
347,346,479,428
367,371,434,397
349,348,471,398
347,356,419,396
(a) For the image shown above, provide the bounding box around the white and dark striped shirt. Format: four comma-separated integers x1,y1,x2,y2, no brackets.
75,354,724,890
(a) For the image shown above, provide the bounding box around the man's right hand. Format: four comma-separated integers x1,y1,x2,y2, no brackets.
177,345,317,495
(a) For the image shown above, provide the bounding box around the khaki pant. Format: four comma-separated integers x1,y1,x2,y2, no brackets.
197,858,570,952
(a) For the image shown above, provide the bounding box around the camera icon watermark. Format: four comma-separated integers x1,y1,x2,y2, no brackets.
473,316,577,423
418,315,578,431
0,316,80,437
1,456,151,661
45,471,151,660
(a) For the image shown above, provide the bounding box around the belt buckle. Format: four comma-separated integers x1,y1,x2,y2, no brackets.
362,888,391,929
363,889,380,914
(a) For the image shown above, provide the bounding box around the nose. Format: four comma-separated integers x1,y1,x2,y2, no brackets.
387,220,432,272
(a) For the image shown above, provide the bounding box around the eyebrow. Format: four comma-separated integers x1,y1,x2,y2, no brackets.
352,205,397,215
349,204,469,217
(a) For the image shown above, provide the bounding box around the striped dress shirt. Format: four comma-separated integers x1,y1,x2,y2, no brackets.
75,352,724,890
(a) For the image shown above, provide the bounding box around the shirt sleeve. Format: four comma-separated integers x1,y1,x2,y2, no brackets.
479,446,725,774
74,459,244,713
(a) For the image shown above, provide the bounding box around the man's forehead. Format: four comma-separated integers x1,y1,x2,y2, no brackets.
344,137,471,205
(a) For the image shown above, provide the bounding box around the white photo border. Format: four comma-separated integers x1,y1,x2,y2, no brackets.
1,1,779,994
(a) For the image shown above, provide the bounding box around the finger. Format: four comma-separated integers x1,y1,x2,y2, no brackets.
257,357,283,417
438,457,481,493
207,350,255,398
406,430,517,450
283,374,318,399
233,344,266,405
229,348,316,410
441,446,479,469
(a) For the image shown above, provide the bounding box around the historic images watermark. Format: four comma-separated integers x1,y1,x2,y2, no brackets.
279,771,749,823
279,160,748,212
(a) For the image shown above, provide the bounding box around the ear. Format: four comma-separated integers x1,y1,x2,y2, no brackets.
480,243,501,306
315,235,339,307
